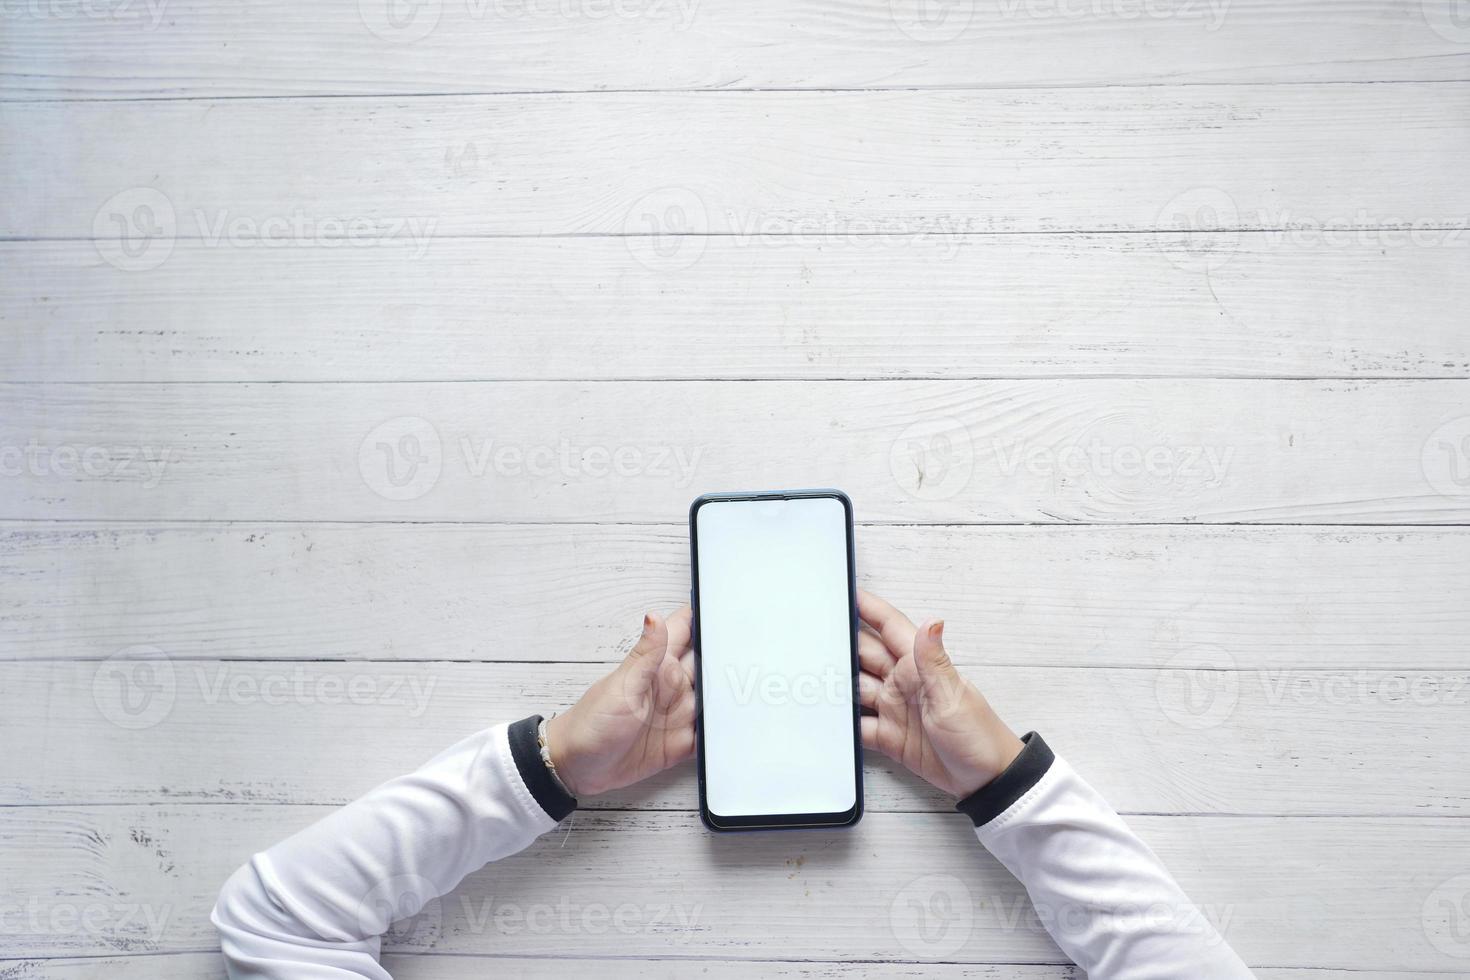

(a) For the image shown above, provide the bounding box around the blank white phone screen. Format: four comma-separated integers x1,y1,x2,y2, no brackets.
696,496,857,818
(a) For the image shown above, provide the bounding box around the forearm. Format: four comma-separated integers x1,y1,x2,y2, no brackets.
212,716,575,979
960,733,1254,980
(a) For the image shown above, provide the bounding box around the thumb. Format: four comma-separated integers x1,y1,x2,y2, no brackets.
913,619,964,714
624,612,668,678
617,612,669,723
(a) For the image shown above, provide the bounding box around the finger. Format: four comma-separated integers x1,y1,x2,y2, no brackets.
861,715,881,751
664,606,693,656
669,676,697,712
667,686,698,728
654,651,690,710
887,651,922,704
856,588,918,660
860,715,900,760
858,670,884,711
666,723,697,763
858,630,898,679
913,619,965,713
661,648,694,690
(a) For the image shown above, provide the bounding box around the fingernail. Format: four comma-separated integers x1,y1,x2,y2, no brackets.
930,620,944,641
643,613,655,633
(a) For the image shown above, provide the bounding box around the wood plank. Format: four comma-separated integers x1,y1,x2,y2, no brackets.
7,234,1469,382
5,658,1466,816
5,86,1469,239
2,804,1465,970
3,0,1468,99
0,955,1086,980
2,380,1467,523
6,524,1465,669
2,953,1449,980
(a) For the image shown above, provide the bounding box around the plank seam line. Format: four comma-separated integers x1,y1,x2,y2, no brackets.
2,518,1467,528
0,802,1464,819
5,74,1470,106
1,950,1460,976
5,226,1470,244
8,376,1470,384
6,657,1467,673
0,949,1456,975
4,519,1467,530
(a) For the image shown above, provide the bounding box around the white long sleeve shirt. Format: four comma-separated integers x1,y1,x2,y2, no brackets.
213,718,1254,979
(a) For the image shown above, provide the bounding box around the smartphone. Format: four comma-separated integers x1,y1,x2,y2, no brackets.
689,489,863,832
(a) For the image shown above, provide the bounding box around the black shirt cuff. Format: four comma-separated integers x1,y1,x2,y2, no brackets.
954,731,1054,828
508,714,578,822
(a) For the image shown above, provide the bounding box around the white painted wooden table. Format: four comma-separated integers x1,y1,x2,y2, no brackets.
3,2,1469,976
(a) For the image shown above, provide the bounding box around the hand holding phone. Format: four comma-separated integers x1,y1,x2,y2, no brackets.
547,609,697,798
855,590,1023,799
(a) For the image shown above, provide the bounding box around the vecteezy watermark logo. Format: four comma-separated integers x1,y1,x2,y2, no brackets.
622,186,708,272
0,440,174,488
195,665,439,716
359,0,442,41
359,0,701,39
889,417,975,501
1019,407,1233,506
1256,670,1467,708
1422,416,1470,498
982,398,1234,509
358,418,703,500
360,875,443,952
890,874,973,958
1424,873,1470,958
92,662,440,728
359,417,444,502
889,0,974,41
93,187,439,271
192,211,437,255
461,436,702,485
1423,0,1470,43
456,895,702,938
1157,185,1467,272
720,209,968,258
92,646,176,730
722,665,852,707
94,187,176,272
997,0,1229,29
1156,186,1239,272
0,0,170,29
1154,645,1239,730
990,436,1233,493
0,898,173,945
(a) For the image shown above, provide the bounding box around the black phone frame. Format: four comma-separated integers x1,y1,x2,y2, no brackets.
688,488,864,832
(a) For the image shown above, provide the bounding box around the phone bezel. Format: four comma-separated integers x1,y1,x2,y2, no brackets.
688,488,865,832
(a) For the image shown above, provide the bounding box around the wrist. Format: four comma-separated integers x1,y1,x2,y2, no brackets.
544,712,588,797
954,731,1055,827
979,731,1025,793
956,715,1025,799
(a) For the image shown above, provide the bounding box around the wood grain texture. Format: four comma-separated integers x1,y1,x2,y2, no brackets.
5,86,1469,239
3,523,1468,669
0,957,1087,980
3,380,1467,523
4,0,1469,99
3,804,1466,970
5,658,1465,816
3,6,1466,977
7,234,1469,382
0,954,1449,980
